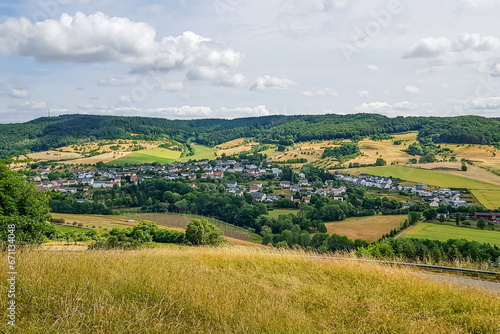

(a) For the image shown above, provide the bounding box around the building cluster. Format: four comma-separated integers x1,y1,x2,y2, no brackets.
334,172,470,208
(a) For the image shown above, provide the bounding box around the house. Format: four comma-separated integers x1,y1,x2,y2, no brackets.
249,185,259,193
226,180,237,187
213,171,224,179
429,201,439,208
302,196,311,203
298,180,310,187
251,192,267,202
333,197,344,202
298,172,306,179
402,203,416,209
290,185,300,193
253,182,263,189
285,194,294,201
415,183,429,190
280,181,291,188
265,195,281,202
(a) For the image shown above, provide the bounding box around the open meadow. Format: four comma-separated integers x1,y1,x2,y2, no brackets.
268,208,299,219
112,147,181,165
325,215,407,242
2,246,500,333
401,223,500,246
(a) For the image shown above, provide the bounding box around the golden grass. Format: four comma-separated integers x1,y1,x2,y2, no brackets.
1,246,500,333
26,150,82,161
325,215,407,241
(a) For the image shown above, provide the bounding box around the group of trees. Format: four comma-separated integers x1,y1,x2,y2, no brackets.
89,220,222,249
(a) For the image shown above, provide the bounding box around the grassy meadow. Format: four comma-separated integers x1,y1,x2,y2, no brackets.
113,148,181,165
267,208,299,219
2,246,500,333
401,223,500,246
179,144,217,161
470,190,500,210
325,215,407,242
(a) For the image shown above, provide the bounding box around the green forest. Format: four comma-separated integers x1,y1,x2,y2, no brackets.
1,113,500,158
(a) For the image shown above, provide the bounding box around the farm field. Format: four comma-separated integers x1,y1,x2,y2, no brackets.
27,150,82,161
179,144,217,161
53,224,88,233
113,148,181,165
470,190,500,210
325,215,407,242
401,223,500,246
350,166,500,190
7,247,500,333
268,208,299,219
413,163,500,186
348,132,418,166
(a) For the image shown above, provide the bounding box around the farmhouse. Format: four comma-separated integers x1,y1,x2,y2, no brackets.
280,181,291,188
474,212,500,223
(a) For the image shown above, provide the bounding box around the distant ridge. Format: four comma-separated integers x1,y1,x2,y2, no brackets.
1,113,499,159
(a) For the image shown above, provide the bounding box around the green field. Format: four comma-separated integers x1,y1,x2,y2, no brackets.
113,148,181,165
401,223,500,246
179,144,217,161
268,209,299,219
352,166,500,190
53,224,88,233
470,190,500,210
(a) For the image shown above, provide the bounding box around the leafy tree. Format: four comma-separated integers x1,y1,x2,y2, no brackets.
423,208,437,221
375,158,387,166
477,218,486,230
185,219,224,246
0,161,54,245
461,165,468,171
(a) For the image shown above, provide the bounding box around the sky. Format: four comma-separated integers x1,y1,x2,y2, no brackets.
1,0,500,123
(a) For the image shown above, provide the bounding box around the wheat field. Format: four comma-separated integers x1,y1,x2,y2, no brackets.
1,246,500,333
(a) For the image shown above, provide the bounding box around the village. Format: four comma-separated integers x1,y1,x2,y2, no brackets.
30,159,472,208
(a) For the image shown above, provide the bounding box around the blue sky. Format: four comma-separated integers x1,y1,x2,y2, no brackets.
1,0,500,122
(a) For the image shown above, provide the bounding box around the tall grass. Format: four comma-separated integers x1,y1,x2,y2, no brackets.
1,246,500,333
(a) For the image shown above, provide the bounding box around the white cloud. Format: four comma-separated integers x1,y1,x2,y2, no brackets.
403,33,500,67
468,96,500,109
98,77,139,86
186,67,246,87
250,75,296,91
7,100,47,112
491,63,500,77
0,12,242,74
367,65,379,71
219,105,271,118
405,85,420,94
302,87,338,97
358,90,370,98
355,101,421,115
9,88,28,98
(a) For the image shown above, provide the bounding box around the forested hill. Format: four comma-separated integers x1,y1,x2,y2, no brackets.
1,113,500,158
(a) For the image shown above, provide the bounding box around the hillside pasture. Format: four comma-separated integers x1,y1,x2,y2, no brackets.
401,223,500,246
325,215,407,242
27,150,82,161
112,148,181,165
470,190,500,210
268,209,299,219
179,144,217,161
413,162,500,186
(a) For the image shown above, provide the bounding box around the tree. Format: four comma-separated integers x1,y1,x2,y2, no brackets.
455,213,461,226
375,158,387,166
461,164,468,171
477,218,486,230
185,219,224,246
0,160,54,245
423,208,437,221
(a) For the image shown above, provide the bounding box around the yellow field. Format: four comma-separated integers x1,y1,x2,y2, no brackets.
470,190,500,210
347,132,418,166
325,215,407,241
4,247,500,333
414,162,500,186
215,138,247,148
27,150,82,161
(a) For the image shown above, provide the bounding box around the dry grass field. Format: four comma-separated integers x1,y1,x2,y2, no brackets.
325,215,407,241
2,246,500,333
26,150,83,161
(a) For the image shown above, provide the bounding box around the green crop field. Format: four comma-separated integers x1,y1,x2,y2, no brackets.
401,223,500,246
53,224,88,233
113,148,181,165
268,209,299,219
352,166,500,190
470,190,500,210
179,144,217,161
